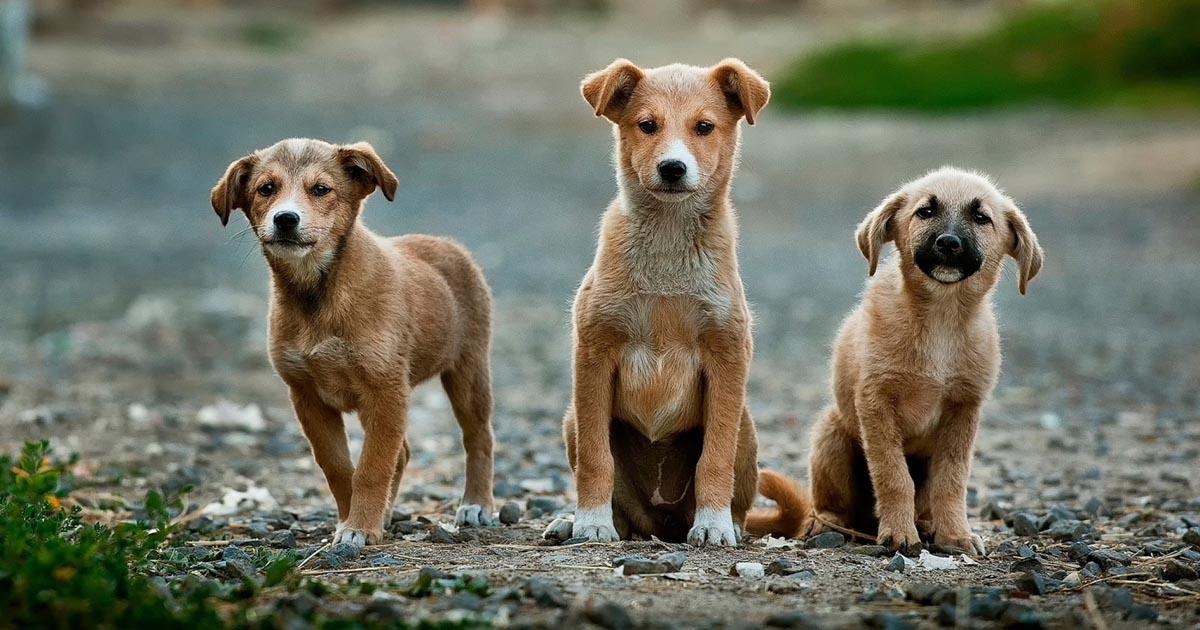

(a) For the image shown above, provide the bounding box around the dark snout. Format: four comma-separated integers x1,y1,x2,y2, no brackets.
273,211,300,231
915,229,983,283
657,159,687,184
935,234,962,255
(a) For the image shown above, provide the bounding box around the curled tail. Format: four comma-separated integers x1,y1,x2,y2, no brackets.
744,469,811,538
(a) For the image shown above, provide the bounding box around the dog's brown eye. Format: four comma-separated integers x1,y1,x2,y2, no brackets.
695,121,714,136
257,182,275,197
972,211,992,225
916,205,936,219
311,184,331,197
638,120,657,134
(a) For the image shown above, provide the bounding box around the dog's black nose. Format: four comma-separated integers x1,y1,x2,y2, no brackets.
274,211,300,231
935,234,962,254
657,160,687,184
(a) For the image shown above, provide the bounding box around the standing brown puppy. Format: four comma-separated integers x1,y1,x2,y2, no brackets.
545,59,770,546
210,138,496,550
747,168,1044,554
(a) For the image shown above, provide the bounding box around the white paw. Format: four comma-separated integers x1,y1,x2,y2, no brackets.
572,504,619,542
542,514,575,541
333,522,380,549
687,507,739,547
455,503,494,527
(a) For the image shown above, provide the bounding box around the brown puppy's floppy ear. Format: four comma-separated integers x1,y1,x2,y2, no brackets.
338,142,398,202
581,58,644,122
210,155,257,227
1003,201,1044,295
710,58,771,125
855,189,907,276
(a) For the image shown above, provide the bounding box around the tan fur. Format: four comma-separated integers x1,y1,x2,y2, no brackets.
744,469,809,537
210,138,495,547
559,59,770,546
748,168,1044,554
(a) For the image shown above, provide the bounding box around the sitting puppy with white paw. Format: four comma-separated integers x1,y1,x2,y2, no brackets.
546,59,771,546
211,138,496,551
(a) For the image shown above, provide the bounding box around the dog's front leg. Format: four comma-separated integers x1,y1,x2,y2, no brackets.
569,341,619,542
690,336,749,547
336,387,409,549
928,398,985,555
289,387,354,525
856,386,921,552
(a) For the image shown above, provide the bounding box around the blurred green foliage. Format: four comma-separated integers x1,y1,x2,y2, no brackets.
0,441,225,628
0,441,491,628
775,0,1200,111
241,20,306,51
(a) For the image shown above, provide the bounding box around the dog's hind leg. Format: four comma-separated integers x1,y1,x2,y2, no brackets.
441,351,496,527
732,407,759,533
387,437,412,513
807,407,862,538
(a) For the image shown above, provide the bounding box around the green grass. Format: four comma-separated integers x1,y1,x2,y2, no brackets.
0,441,226,628
0,441,495,628
774,0,1200,112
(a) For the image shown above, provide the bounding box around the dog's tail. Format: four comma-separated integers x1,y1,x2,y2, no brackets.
744,469,811,538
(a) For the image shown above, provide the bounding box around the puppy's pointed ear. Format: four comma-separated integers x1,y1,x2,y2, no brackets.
338,142,398,202
210,155,257,227
856,189,907,276
581,59,644,122
1003,201,1044,295
710,58,771,125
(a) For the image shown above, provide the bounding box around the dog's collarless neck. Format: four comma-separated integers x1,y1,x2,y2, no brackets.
616,199,733,300
894,271,990,323
271,224,363,317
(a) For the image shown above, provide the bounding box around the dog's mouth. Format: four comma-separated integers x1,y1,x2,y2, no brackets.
263,238,317,251
928,265,967,283
915,256,982,285
645,186,697,202
914,242,982,285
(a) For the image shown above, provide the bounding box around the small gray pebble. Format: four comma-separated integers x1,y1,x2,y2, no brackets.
499,501,522,525
1011,512,1041,537
523,577,568,608
765,558,806,576
805,531,845,549
427,526,456,544
584,601,634,630
266,530,297,549
850,544,891,557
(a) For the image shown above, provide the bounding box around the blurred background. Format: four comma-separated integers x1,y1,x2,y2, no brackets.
0,0,1197,510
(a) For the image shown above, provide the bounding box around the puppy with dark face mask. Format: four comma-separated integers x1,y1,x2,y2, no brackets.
210,138,496,551
747,167,1044,555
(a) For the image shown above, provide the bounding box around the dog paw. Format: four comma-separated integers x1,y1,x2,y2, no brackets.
455,504,494,528
935,530,986,556
877,520,922,553
687,507,740,547
574,522,620,542
571,505,619,542
542,515,575,542
332,522,382,550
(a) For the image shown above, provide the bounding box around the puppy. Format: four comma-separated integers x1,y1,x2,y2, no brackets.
210,138,496,548
545,59,770,546
747,167,1044,554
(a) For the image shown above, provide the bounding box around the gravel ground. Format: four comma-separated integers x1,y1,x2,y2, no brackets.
2,5,1199,628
